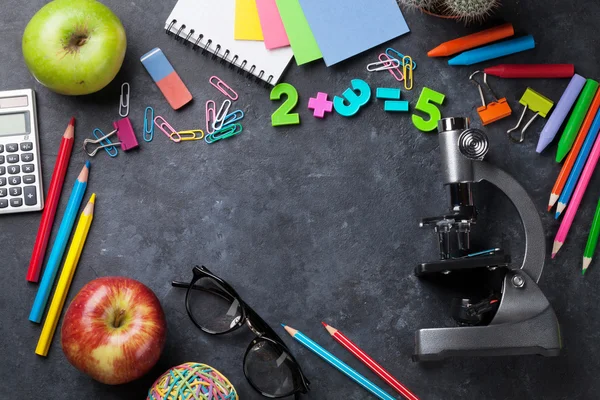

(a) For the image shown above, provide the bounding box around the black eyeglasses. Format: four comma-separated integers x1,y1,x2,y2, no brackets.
172,265,310,398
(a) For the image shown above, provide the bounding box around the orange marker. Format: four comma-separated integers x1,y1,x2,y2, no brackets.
548,90,600,210
428,23,515,58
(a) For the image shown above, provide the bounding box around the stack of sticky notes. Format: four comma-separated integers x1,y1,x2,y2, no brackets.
233,0,410,66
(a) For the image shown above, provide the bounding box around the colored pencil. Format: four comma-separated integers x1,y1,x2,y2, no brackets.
322,322,419,400
29,162,90,323
556,79,599,162
282,324,395,400
447,35,535,66
537,74,586,153
583,197,600,275
27,117,75,282
36,194,95,356
483,64,574,79
555,109,600,218
552,133,600,258
548,90,600,210
427,23,514,57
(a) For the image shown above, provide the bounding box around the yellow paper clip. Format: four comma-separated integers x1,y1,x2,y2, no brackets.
176,129,205,141
507,88,554,143
402,56,413,91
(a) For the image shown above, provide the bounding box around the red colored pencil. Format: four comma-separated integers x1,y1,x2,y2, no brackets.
322,322,419,400
26,117,75,282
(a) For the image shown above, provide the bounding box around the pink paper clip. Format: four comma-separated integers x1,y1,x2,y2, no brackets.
379,53,403,82
209,76,238,101
154,116,182,142
83,117,139,157
206,100,216,134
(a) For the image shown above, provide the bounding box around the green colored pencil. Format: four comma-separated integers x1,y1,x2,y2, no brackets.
583,197,600,275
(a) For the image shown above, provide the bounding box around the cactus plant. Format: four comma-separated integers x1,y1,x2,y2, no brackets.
443,0,500,22
397,0,439,10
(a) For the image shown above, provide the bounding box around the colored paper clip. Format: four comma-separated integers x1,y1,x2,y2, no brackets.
222,110,244,127
205,123,243,144
469,71,512,126
508,88,554,143
143,107,155,142
209,76,238,101
213,99,232,131
403,56,413,91
176,129,205,141
154,116,182,142
366,58,401,72
83,117,139,157
386,48,417,70
206,100,216,134
90,128,118,157
119,82,130,117
378,54,403,82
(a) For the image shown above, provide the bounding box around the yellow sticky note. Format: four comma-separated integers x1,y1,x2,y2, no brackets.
234,0,264,41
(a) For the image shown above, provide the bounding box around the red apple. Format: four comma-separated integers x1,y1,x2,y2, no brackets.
61,277,166,385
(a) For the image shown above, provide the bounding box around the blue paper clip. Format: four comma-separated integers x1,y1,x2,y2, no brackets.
205,123,243,144
143,107,154,142
92,128,118,157
386,48,417,70
222,110,244,128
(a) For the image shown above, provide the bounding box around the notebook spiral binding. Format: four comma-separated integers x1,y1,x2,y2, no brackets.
166,19,273,86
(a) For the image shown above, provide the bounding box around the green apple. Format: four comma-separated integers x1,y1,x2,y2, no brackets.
22,0,127,96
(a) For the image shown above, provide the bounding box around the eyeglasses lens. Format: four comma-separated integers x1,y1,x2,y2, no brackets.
188,277,243,334
245,340,297,397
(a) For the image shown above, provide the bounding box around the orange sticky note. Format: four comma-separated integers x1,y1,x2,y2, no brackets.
234,0,264,41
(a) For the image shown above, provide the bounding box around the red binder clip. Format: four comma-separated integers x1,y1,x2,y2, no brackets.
83,117,140,157
469,71,512,126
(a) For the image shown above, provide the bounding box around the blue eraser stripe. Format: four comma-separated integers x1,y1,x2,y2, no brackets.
140,48,175,82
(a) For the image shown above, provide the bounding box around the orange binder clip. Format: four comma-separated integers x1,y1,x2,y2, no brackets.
469,71,512,125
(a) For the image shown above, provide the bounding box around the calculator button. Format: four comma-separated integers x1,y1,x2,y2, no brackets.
0,166,4,175
0,155,4,164
0,188,6,197
21,153,33,162
6,143,18,152
23,175,35,184
10,198,22,207
22,164,34,173
0,177,5,186
7,154,19,163
8,165,20,175
20,142,33,151
9,176,21,185
9,187,21,196
0,145,3,153
0,199,7,208
24,186,37,206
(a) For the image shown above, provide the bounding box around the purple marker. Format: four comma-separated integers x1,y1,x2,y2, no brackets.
537,74,586,153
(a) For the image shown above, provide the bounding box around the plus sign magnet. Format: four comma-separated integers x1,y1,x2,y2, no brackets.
308,92,333,118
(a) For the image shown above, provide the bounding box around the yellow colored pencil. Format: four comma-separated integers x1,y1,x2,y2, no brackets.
35,194,96,357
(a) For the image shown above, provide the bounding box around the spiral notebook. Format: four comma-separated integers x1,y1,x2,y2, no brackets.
165,0,294,85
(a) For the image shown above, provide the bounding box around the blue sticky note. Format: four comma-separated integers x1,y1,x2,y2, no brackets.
298,0,410,66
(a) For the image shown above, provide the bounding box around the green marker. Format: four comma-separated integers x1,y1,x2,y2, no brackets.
583,197,600,275
556,79,599,163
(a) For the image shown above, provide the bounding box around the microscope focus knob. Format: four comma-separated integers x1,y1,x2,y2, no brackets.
458,129,489,161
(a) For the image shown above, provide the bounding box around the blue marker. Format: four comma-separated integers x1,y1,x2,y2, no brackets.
555,110,600,219
282,324,396,400
448,35,535,66
29,162,90,323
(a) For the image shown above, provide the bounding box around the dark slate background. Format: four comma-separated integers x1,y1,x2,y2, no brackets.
1,0,599,399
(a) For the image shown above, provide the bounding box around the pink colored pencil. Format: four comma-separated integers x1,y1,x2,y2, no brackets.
552,132,600,258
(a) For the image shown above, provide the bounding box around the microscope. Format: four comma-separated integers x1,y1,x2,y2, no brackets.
413,117,561,361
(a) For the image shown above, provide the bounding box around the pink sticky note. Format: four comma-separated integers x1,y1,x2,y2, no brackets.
256,0,290,50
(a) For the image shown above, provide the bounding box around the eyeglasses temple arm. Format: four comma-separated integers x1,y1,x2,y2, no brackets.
171,281,189,288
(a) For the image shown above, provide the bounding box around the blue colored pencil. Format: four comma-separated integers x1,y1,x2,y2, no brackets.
555,110,600,218
29,162,90,323
282,324,395,400
448,35,535,66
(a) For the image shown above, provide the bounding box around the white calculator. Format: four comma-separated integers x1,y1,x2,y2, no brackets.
0,89,43,214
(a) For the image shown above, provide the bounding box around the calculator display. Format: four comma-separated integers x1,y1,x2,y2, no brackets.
0,112,28,136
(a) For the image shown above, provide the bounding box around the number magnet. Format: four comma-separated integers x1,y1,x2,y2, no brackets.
412,87,446,132
270,83,300,126
333,79,372,117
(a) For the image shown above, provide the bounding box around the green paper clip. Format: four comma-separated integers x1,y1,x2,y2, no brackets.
508,88,554,143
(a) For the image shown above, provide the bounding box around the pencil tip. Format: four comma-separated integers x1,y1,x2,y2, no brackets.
69,117,75,127
89,193,96,203
582,268,587,276
551,253,556,259
321,321,328,328
85,160,91,169
554,211,561,219
280,323,286,329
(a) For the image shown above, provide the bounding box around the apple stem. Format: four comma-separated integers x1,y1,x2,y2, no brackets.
113,309,126,328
